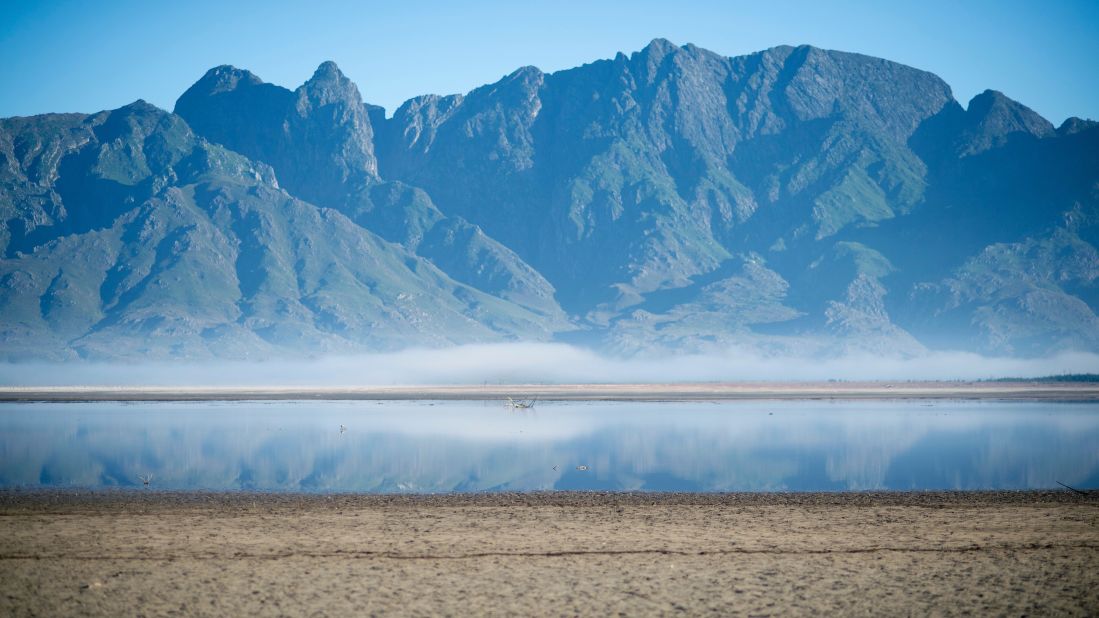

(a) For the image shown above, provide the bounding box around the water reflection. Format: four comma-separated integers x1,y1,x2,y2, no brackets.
1,400,1097,492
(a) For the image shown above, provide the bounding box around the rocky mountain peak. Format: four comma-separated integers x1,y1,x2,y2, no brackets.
98,99,191,147
631,37,683,80
120,99,158,111
312,60,344,80
507,65,544,82
300,61,362,106
638,37,679,59
190,65,264,95
1057,116,1098,136
957,89,1055,154
108,100,174,130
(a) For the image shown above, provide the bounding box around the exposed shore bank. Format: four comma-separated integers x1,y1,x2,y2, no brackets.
1,490,1096,615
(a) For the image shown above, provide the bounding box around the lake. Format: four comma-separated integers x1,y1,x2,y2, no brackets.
1,400,1096,492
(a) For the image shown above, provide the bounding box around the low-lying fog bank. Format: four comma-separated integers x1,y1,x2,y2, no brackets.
1,344,1097,386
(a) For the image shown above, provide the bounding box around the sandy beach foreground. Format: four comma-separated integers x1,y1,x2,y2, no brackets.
2,380,1099,401
0,491,1096,616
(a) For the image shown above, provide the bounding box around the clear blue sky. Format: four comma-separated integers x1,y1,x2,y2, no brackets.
2,0,1097,124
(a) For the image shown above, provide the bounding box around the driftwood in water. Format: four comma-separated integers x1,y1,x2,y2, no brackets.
1055,481,1087,496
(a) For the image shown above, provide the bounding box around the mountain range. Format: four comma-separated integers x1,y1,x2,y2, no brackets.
2,39,1097,360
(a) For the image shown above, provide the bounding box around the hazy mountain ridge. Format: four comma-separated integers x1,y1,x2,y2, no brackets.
175,62,567,323
1,39,1096,359
0,102,555,359
375,42,956,305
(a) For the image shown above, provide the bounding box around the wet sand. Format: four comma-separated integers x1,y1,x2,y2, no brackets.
2,380,1099,401
1,491,1096,616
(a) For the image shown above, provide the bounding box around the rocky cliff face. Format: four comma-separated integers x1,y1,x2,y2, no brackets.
373,41,957,314
175,63,568,324
175,62,380,207
2,39,1096,359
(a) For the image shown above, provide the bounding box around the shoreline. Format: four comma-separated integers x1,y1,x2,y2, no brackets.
3,380,1099,402
2,489,1096,615
2,488,1096,509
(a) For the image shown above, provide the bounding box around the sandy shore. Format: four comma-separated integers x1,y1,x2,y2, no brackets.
2,381,1099,401
1,491,1096,616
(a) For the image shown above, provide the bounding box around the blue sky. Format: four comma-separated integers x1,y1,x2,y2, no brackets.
2,0,1097,123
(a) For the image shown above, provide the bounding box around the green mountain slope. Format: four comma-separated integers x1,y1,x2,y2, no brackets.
373,39,1098,355
0,102,556,359
3,39,1097,359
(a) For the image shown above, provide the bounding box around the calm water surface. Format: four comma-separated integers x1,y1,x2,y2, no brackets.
1,400,1097,492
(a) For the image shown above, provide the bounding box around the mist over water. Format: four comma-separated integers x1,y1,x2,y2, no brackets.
3,346,1097,494
1,343,1097,386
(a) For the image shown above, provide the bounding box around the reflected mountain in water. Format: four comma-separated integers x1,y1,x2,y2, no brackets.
1,401,1096,492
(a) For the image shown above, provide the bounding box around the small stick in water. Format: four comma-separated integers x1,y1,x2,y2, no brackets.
1056,481,1087,495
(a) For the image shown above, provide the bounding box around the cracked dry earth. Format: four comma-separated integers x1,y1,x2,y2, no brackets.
1,492,1097,616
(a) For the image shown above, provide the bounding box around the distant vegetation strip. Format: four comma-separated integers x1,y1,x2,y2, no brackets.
985,374,1099,383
